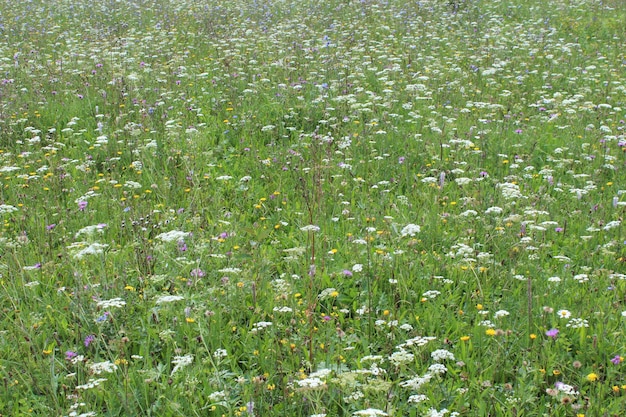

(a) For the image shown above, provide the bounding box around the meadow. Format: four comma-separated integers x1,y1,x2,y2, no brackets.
1,0,625,415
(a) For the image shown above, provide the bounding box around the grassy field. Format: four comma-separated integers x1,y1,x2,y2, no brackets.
1,0,626,415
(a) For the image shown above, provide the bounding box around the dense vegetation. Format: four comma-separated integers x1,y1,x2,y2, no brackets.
1,0,625,415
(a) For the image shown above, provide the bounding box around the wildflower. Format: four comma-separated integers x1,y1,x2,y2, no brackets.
297,377,325,389
586,373,599,382
546,328,559,339
155,230,189,243
78,201,88,211
96,298,126,309
65,351,77,360
90,361,118,374
300,225,321,232
389,349,415,366
155,295,184,304
353,408,388,416
566,318,589,329
408,394,428,404
557,309,571,318
171,354,194,376
75,378,108,390
428,363,447,374
431,349,455,362
84,335,96,347
485,329,497,336
611,355,623,364
190,268,205,278
494,310,510,318
400,223,421,237
213,349,228,358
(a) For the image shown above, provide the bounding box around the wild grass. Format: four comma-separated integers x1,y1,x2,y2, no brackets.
0,0,626,415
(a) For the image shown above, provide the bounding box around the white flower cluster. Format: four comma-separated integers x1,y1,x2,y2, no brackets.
431,349,455,362
90,361,118,375
400,223,421,237
96,298,126,308
155,295,184,304
171,354,194,376
155,230,189,242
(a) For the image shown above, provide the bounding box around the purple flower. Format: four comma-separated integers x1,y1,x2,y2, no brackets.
65,351,77,360
190,268,205,278
546,328,559,339
96,312,110,322
84,334,96,347
342,269,353,277
611,355,622,365
398,156,405,164
554,227,563,233
177,240,187,252
78,200,88,211
46,224,56,231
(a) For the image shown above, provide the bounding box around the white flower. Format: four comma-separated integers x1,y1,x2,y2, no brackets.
251,321,273,333
71,242,109,259
431,349,455,362
494,310,510,319
297,377,325,389
408,394,428,403
603,220,621,230
557,309,571,319
352,264,363,272
213,349,228,358
75,378,108,390
428,363,448,374
353,409,388,416
90,361,118,374
208,391,226,402
400,373,433,390
485,206,503,214
218,267,241,274
300,225,321,232
171,354,194,376
96,298,126,308
156,230,189,243
0,204,18,214
389,349,414,366
399,335,436,348
573,274,589,283
566,318,589,328
309,369,333,379
155,295,184,304
422,290,440,299
400,223,421,237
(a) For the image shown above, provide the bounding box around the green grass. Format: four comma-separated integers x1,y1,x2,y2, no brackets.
1,0,626,415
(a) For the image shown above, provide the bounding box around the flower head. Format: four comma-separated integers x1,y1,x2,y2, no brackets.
546,328,559,339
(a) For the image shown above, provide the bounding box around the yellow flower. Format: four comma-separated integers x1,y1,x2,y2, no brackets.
586,373,599,382
460,336,470,342
530,334,537,340
485,329,496,336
